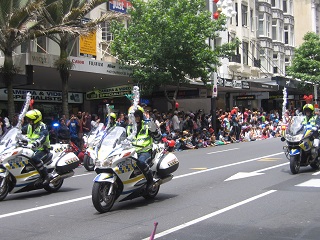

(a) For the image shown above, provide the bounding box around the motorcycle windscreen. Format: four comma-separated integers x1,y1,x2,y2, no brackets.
286,116,305,135
98,126,127,160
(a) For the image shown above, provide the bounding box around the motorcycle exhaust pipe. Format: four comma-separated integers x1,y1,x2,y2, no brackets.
50,171,75,184
157,174,173,185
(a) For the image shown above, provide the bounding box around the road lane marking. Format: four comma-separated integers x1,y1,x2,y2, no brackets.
174,152,284,180
0,152,284,219
312,171,320,176
207,148,239,154
296,179,320,187
142,190,277,240
0,196,91,219
224,162,288,181
258,158,281,161
72,173,94,178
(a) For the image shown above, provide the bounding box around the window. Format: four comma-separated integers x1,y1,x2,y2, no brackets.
271,0,276,7
283,0,287,13
235,3,238,26
279,21,283,42
258,14,264,35
37,36,46,53
243,41,249,65
250,9,254,31
241,4,248,26
284,25,289,44
21,41,29,53
290,25,294,45
101,12,113,41
266,15,271,37
272,19,277,40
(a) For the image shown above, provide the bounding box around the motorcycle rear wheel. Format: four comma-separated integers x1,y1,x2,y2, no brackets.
92,182,116,213
43,179,64,193
310,158,320,170
83,155,94,171
0,177,9,201
290,155,300,174
143,184,160,199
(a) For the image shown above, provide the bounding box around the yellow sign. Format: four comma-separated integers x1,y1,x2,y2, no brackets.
86,85,133,100
79,31,96,58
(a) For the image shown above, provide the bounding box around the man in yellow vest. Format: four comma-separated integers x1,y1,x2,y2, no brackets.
24,109,51,185
127,109,161,190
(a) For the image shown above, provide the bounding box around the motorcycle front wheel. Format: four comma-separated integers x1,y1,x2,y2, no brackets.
92,182,116,213
43,179,64,193
290,155,300,174
0,176,9,201
83,155,94,171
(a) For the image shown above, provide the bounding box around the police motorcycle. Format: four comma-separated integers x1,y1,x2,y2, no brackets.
0,93,80,201
281,115,320,174
91,86,179,213
82,122,105,171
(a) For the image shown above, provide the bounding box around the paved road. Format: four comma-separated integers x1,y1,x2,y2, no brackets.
1,138,320,240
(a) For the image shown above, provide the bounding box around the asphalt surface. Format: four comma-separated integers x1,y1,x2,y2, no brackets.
1,138,320,240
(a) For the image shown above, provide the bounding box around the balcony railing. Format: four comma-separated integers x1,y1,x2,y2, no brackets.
229,54,241,63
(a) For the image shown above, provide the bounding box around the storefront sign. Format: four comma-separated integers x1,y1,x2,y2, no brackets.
250,81,278,90
236,95,255,100
0,89,83,103
70,56,132,76
108,0,132,14
28,52,58,67
79,31,97,58
224,79,233,88
232,80,242,89
242,81,250,89
86,85,133,100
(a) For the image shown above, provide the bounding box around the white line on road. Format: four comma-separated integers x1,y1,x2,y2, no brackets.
312,171,320,176
253,162,288,173
174,152,283,180
0,152,284,219
0,195,91,219
142,190,277,240
207,148,239,154
72,172,94,178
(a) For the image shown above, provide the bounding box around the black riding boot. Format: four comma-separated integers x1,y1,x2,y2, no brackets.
36,162,50,185
136,161,155,186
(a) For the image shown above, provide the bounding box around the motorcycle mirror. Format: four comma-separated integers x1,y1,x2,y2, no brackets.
280,137,286,142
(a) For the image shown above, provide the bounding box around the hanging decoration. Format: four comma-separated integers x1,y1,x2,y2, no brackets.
282,87,288,124
214,0,237,19
303,94,313,104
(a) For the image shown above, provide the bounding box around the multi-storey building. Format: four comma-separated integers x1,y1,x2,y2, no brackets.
211,0,297,111
293,0,320,47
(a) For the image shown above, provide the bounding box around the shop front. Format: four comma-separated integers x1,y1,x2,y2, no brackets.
0,88,83,119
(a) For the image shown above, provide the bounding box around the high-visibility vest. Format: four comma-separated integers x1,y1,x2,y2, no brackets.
127,121,152,153
27,122,50,150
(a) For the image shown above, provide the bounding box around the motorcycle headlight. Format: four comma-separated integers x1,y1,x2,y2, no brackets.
95,155,116,168
286,134,303,142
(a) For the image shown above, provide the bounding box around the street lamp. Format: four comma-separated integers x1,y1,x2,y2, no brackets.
210,0,236,133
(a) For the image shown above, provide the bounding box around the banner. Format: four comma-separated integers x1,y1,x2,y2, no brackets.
86,85,133,100
0,89,83,103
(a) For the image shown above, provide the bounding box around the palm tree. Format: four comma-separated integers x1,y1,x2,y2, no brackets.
0,0,51,121
43,0,125,118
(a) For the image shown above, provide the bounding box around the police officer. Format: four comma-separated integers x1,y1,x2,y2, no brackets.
302,104,319,126
24,109,51,185
127,109,161,190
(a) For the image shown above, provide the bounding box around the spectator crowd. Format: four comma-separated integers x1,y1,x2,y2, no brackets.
0,105,289,152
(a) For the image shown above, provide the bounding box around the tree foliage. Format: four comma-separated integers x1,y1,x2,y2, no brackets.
287,32,320,84
110,0,239,104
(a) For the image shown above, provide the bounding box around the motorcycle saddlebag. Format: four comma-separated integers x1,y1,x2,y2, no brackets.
56,152,80,173
157,152,179,177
